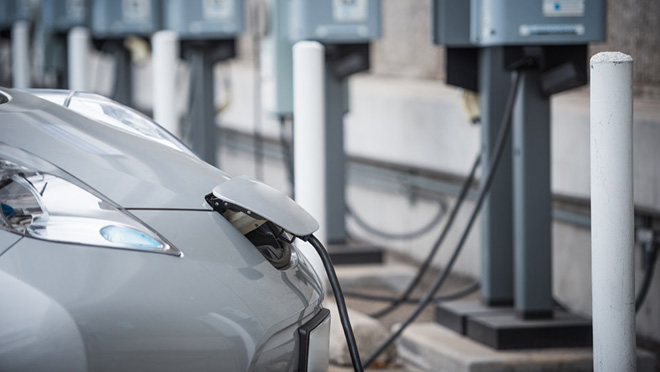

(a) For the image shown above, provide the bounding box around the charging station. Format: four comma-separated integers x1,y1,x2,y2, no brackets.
0,1,16,34
289,0,383,264
162,0,243,166
260,0,292,120
40,0,88,89
433,0,605,349
0,0,15,87
91,0,161,106
1,0,31,89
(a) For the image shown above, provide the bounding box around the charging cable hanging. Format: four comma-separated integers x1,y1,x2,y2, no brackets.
361,70,522,367
305,235,364,372
346,198,447,241
350,153,481,318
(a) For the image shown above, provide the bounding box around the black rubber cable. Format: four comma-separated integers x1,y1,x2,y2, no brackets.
361,71,522,368
308,235,364,372
364,153,481,318
341,281,479,304
346,198,448,241
278,115,449,241
279,116,295,198
636,242,657,312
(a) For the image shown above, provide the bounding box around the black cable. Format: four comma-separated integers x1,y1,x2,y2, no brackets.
365,153,481,318
307,235,364,372
346,197,447,241
362,71,522,368
342,281,479,304
636,242,657,312
279,116,295,198
278,116,449,240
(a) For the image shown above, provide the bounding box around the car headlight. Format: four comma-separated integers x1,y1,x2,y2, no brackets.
0,143,180,256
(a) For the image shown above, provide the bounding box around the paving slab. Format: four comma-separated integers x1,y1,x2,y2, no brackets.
396,322,658,372
325,299,397,367
335,263,418,292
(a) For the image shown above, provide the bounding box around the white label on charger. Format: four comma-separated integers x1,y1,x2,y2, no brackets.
66,0,85,21
122,0,151,22
203,0,234,20
333,0,368,22
543,0,585,17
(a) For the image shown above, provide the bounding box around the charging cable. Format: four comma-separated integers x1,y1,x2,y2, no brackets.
343,281,479,305
346,153,481,318
304,235,364,372
361,70,522,367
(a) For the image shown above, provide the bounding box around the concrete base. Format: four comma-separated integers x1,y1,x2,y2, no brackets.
324,299,397,366
435,300,592,350
467,310,591,350
328,242,384,265
435,299,510,335
397,323,658,372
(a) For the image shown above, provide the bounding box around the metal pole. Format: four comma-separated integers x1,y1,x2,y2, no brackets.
186,46,216,165
590,52,635,372
479,47,514,306
11,20,30,89
324,67,347,244
112,43,133,107
512,70,553,319
293,41,326,287
152,31,180,136
68,27,89,91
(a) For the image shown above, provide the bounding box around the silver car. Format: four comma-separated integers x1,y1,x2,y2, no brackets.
0,88,329,372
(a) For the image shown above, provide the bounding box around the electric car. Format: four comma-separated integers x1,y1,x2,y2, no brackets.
0,88,329,372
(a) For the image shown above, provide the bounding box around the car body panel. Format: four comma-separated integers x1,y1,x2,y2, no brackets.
0,88,328,371
0,210,323,371
0,229,21,256
0,88,230,209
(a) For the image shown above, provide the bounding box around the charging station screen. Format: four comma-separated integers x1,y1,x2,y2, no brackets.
333,0,368,22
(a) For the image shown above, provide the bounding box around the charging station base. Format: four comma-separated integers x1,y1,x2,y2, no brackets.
435,300,592,350
397,322,657,372
327,242,384,265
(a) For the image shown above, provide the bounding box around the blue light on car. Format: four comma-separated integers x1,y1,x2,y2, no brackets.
1,202,14,217
0,144,181,256
100,225,165,250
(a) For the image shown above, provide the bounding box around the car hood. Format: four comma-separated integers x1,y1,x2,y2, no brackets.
0,209,324,371
0,88,230,209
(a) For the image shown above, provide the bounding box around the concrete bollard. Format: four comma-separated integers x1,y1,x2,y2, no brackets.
292,41,327,288
68,27,90,91
11,21,30,89
152,31,180,136
590,51,635,372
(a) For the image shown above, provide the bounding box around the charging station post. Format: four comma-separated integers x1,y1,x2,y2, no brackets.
289,0,383,264
433,0,605,349
3,0,32,89
41,0,89,90
162,0,243,166
91,0,161,107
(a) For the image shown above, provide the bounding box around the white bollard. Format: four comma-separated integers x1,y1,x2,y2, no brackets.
152,31,180,136
590,52,636,372
68,27,90,91
11,21,30,89
293,41,327,284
